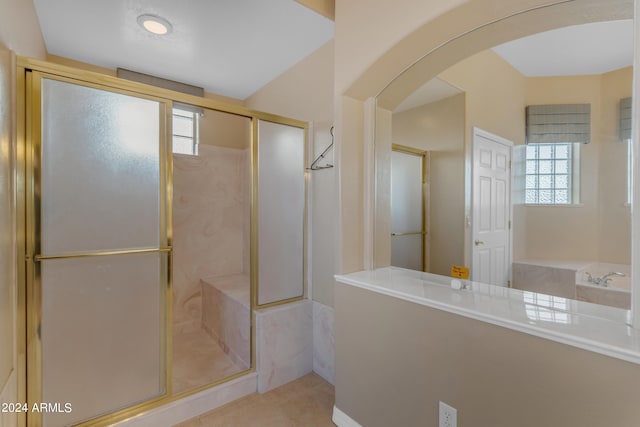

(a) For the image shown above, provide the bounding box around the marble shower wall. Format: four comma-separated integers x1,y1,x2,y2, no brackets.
172,143,250,329
256,300,313,393
313,301,335,385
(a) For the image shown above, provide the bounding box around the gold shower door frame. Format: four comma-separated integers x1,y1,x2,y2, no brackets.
23,68,173,427
251,119,309,310
391,144,429,272
17,57,308,427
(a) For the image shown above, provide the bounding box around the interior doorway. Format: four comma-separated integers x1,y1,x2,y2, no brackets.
471,128,513,286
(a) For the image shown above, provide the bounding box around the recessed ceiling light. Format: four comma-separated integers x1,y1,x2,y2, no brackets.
137,14,172,35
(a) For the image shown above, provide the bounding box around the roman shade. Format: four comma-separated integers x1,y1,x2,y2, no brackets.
619,97,632,141
526,104,591,144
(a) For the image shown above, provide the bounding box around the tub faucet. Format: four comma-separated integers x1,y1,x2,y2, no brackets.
585,271,625,287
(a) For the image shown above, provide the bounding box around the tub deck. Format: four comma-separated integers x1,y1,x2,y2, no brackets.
512,260,630,309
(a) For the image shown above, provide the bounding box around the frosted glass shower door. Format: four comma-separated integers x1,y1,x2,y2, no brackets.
32,76,168,427
257,120,305,305
391,149,425,271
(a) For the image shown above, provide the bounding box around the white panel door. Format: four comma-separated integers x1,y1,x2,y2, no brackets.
472,128,512,286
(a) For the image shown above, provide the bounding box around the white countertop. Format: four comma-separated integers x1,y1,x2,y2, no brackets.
335,267,640,364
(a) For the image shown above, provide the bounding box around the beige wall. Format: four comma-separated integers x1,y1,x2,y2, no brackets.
334,0,466,96
524,75,601,262
198,108,251,149
335,282,640,427
598,67,632,263
333,0,639,426
523,70,631,263
246,40,334,120
439,49,526,146
438,49,526,266
246,40,336,306
0,0,46,59
392,94,466,275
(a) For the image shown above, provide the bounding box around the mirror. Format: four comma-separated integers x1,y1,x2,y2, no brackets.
376,9,634,309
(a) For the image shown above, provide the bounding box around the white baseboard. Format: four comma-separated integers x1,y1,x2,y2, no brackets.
332,406,362,427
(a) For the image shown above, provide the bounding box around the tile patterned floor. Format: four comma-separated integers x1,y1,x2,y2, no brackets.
174,373,335,427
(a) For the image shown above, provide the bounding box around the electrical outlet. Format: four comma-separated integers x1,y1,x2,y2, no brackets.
439,401,457,427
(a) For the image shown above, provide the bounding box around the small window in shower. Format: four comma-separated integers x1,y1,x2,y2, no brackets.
525,142,579,205
172,105,200,156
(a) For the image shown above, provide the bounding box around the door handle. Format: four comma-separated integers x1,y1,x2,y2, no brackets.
474,240,484,246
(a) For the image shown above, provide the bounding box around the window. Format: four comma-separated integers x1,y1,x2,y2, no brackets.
172,106,199,155
525,143,578,205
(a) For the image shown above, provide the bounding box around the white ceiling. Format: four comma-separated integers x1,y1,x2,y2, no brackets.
492,19,633,77
394,78,463,113
33,0,334,100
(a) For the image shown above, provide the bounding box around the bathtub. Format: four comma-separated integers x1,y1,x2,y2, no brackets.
512,260,630,309
575,263,630,309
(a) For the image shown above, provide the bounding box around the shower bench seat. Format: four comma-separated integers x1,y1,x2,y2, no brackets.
200,273,251,370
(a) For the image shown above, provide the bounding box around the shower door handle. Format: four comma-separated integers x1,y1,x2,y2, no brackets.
32,246,172,261
391,231,426,236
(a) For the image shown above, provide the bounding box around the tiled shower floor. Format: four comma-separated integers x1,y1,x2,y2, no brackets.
172,324,246,394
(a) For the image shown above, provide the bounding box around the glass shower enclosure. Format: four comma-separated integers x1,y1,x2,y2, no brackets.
390,146,427,271
20,58,308,427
